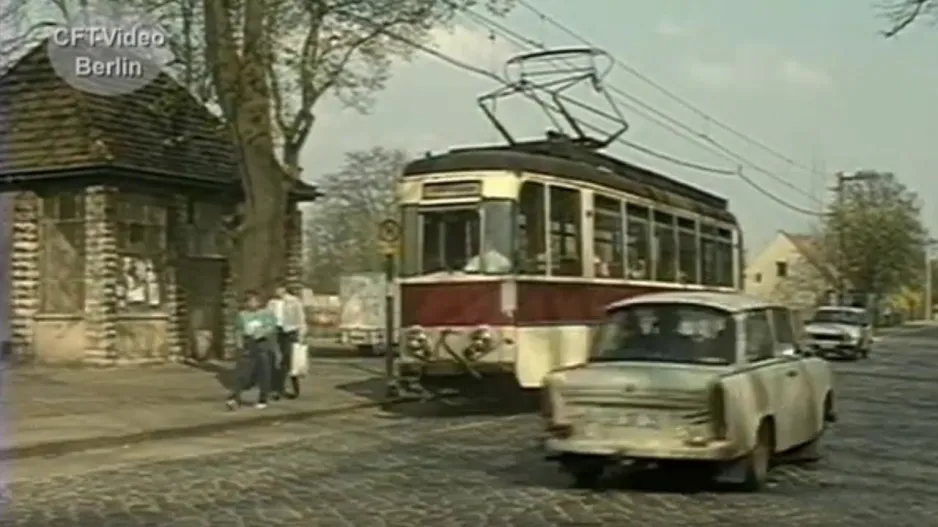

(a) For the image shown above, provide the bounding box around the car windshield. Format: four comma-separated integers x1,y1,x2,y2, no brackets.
590,302,736,365
810,310,865,325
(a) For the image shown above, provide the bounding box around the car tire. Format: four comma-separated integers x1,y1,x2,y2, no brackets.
561,455,606,489
740,422,773,492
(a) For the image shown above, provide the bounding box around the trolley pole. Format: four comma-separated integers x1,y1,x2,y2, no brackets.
377,218,401,399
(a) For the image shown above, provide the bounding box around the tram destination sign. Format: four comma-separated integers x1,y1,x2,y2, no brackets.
421,180,481,200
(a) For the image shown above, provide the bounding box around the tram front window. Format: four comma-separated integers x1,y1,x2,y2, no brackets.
402,201,514,276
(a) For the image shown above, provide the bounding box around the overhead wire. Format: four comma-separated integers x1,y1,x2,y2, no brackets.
333,9,827,217
456,6,825,214
515,0,819,176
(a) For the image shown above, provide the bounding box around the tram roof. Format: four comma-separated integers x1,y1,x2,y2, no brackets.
402,140,732,219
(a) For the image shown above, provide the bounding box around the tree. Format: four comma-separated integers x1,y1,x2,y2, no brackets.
820,171,927,302
1,0,513,295
880,0,937,37
304,147,405,293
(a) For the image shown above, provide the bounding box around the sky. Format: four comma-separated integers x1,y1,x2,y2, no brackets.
301,0,938,255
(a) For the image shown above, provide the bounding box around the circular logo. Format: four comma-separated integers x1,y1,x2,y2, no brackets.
46,4,174,97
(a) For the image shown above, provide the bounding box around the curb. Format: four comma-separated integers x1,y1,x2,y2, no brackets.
1,398,403,462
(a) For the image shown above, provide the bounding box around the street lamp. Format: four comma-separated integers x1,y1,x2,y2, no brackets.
833,171,880,305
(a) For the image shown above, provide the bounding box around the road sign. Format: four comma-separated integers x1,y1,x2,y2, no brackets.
379,241,397,255
377,219,401,244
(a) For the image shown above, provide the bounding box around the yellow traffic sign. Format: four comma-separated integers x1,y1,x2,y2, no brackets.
377,219,401,244
379,241,398,255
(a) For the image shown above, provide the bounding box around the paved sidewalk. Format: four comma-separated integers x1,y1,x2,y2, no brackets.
0,357,389,460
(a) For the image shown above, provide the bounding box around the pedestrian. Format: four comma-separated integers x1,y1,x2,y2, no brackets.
226,290,278,410
269,283,307,399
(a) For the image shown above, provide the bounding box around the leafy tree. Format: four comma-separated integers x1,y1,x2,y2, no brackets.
2,0,513,295
304,147,404,293
820,171,927,302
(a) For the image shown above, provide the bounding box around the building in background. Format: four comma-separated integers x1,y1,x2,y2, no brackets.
744,231,836,319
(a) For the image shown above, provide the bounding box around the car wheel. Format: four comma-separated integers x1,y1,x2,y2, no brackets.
561,455,607,489
740,422,773,492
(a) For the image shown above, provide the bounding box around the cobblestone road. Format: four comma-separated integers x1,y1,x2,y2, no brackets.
5,328,938,526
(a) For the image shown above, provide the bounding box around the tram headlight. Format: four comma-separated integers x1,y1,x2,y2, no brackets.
465,325,495,360
404,325,429,356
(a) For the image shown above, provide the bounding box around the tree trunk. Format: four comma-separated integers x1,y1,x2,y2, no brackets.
236,150,287,298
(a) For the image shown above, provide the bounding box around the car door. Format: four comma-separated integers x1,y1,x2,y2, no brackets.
744,309,799,452
769,307,818,445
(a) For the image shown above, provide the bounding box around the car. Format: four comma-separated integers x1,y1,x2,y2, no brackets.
802,306,872,360
540,291,836,491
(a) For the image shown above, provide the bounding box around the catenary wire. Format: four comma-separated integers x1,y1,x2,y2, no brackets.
333,10,827,217
457,5,823,208
515,0,819,175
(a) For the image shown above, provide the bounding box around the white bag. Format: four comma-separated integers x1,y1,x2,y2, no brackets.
290,342,309,377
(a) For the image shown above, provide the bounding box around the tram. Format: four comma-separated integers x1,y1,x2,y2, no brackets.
390,47,743,395
393,137,742,393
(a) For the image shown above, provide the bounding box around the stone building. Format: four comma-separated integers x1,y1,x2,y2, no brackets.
0,43,319,364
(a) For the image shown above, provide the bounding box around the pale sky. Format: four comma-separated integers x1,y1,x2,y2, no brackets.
301,0,938,254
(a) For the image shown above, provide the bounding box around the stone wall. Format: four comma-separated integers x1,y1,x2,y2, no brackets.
9,192,40,360
83,186,119,363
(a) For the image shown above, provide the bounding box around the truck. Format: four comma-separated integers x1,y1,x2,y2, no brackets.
338,272,387,354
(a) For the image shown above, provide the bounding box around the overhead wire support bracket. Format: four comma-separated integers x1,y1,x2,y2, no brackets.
477,46,629,149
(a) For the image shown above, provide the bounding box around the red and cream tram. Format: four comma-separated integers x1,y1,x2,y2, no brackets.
395,139,742,392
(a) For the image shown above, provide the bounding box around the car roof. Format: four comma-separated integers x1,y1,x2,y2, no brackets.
815,306,866,313
605,291,778,314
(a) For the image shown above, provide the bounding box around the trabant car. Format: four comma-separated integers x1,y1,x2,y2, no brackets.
541,292,836,491
803,306,872,360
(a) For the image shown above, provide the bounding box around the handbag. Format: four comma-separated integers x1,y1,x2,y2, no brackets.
290,342,309,377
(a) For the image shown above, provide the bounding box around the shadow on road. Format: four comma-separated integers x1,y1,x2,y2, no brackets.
336,374,540,419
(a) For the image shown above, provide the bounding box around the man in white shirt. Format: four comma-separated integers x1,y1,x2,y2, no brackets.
268,284,307,399
463,247,512,273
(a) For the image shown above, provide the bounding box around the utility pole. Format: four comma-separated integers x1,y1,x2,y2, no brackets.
832,171,880,306
925,239,937,321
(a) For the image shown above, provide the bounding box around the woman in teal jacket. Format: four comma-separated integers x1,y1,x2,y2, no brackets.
226,290,278,409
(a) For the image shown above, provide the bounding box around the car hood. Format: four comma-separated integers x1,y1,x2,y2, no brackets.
804,322,860,336
551,361,728,397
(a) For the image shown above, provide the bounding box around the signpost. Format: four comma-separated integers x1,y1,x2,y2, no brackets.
377,219,400,398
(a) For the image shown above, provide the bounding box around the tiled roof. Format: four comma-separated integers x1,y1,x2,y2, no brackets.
0,41,320,199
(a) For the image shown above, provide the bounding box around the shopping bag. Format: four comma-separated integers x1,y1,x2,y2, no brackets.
290,342,309,377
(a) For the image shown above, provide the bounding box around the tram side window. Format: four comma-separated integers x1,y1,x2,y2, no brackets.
653,210,676,282
626,204,650,279
701,225,718,285
677,216,698,284
592,195,624,278
549,186,582,276
716,227,735,287
518,182,547,275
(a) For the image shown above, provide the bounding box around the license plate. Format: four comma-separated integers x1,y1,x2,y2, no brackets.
585,409,660,429
817,341,838,349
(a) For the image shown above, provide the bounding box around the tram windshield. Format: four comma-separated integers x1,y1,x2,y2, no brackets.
401,200,514,276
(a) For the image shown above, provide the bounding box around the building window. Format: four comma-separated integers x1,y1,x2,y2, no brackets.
186,201,228,258
116,193,167,310
626,204,650,279
39,192,85,313
518,182,546,275
592,194,624,278
776,260,788,278
754,272,762,283
549,185,581,276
